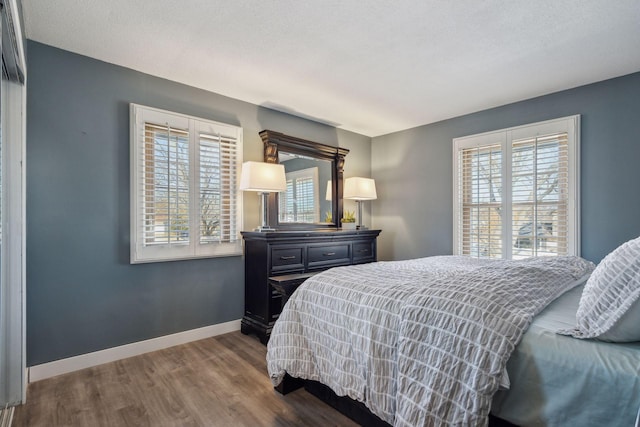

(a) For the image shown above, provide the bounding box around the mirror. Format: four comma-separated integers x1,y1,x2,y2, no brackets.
260,130,349,230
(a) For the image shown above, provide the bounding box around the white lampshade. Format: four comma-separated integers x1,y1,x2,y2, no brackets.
239,161,286,193
344,177,377,200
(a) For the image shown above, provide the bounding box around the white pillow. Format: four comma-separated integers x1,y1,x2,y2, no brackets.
598,298,640,342
562,235,640,342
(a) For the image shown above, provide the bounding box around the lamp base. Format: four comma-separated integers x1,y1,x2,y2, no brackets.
355,200,366,230
255,192,277,232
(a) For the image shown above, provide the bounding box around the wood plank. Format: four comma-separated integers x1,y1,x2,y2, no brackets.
13,332,358,427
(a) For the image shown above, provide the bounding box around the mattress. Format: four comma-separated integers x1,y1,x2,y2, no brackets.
491,284,640,426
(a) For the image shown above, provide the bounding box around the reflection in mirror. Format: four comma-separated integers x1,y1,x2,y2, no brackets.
278,151,333,224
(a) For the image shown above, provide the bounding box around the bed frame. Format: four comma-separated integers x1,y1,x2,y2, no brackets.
276,375,515,426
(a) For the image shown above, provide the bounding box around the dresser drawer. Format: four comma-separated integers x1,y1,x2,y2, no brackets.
353,241,375,263
308,243,350,269
270,246,305,273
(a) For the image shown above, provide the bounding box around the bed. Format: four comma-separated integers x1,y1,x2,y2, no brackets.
266,253,640,426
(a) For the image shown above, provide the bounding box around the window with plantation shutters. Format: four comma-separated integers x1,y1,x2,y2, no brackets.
130,104,243,263
453,115,579,259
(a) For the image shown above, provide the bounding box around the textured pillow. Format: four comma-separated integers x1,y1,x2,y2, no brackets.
597,297,640,342
561,235,640,342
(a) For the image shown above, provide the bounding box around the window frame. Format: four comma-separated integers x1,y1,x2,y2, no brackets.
130,104,243,263
452,115,580,259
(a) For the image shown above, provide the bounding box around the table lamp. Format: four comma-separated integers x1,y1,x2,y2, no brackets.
344,177,377,230
240,161,286,232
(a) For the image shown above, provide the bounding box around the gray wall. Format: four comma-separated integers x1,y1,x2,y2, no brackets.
26,41,370,365
372,72,640,263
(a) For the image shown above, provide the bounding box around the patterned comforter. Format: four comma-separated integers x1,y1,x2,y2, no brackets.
267,255,594,426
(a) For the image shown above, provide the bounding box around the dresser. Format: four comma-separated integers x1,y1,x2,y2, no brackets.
241,229,381,344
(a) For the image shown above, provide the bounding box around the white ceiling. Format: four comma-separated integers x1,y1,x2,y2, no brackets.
22,0,640,137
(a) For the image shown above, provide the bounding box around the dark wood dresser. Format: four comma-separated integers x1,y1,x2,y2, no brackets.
241,229,381,344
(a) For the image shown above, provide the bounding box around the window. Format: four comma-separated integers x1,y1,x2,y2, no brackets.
130,104,243,263
453,116,579,259
279,167,320,223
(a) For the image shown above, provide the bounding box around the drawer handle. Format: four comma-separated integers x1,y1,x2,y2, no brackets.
357,249,370,253
323,252,336,256
280,255,297,260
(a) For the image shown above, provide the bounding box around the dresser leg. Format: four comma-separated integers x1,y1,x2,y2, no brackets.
241,317,272,344
240,322,250,335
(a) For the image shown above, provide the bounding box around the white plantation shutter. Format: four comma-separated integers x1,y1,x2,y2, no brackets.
295,177,316,222
142,123,190,247
453,116,579,259
458,143,503,258
279,179,295,222
131,104,242,263
198,131,240,245
511,133,569,258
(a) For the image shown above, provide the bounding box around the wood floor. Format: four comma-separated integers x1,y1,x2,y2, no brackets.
12,332,358,427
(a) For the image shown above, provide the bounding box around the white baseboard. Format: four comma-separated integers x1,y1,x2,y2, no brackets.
28,319,241,383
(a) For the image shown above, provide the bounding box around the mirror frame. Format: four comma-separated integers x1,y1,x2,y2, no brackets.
260,130,349,230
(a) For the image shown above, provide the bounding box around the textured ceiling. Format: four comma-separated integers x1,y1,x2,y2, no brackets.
22,0,640,137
